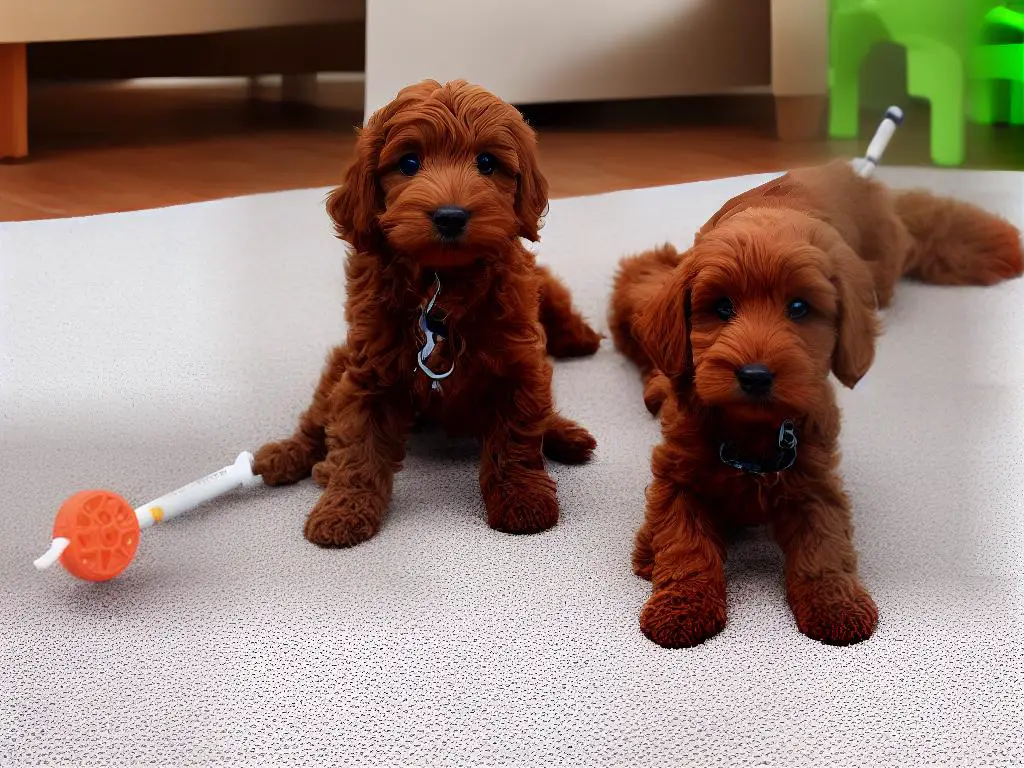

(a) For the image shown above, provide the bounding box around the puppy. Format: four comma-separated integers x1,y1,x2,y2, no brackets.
611,160,1022,647
256,80,600,547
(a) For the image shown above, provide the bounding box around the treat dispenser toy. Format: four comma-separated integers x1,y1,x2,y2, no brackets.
34,452,261,582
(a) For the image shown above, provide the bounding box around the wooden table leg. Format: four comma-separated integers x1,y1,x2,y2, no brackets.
774,95,828,141
770,0,828,141
0,43,28,160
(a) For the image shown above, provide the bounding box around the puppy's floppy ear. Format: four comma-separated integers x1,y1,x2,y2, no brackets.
830,243,880,388
328,80,446,249
326,122,385,251
510,117,549,242
325,82,443,250
632,265,693,383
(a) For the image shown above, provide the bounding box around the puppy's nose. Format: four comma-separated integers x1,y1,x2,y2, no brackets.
736,363,774,396
431,206,470,238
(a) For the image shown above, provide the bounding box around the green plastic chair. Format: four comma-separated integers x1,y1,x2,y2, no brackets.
829,0,1001,166
969,5,1024,125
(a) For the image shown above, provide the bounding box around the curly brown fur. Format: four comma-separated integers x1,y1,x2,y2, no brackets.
255,80,599,547
610,160,1022,648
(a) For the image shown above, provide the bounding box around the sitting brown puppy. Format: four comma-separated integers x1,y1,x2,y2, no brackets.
256,80,600,547
610,160,1022,647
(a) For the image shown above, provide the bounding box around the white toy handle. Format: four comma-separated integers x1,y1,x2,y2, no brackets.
135,451,261,529
853,106,903,179
33,538,71,570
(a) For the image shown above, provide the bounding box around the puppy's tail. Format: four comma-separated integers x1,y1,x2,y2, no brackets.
609,245,682,370
895,190,1023,286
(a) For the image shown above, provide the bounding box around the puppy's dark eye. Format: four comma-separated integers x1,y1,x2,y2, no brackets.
398,153,420,176
787,298,810,320
713,297,735,321
476,152,497,176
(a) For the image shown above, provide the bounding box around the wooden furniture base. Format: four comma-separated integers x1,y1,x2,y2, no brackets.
0,43,28,160
774,94,828,141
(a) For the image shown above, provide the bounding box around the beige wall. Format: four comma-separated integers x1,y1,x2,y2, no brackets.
364,0,771,115
770,0,828,96
769,1,909,108
0,0,363,43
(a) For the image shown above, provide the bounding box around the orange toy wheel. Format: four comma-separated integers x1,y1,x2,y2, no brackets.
53,490,140,582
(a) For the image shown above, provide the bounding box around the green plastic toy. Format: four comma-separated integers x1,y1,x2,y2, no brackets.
970,5,1024,126
828,0,1003,166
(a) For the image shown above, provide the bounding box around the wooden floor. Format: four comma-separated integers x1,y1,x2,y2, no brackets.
3,81,1024,222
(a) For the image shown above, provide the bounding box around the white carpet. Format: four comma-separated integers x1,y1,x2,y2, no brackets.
2,168,1023,767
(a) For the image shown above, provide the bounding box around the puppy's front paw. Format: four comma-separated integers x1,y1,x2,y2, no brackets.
485,470,559,535
304,490,386,548
254,437,318,486
789,578,878,646
639,583,727,648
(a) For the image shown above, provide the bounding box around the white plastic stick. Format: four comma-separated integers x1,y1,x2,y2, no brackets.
853,106,904,179
135,451,261,529
33,537,70,571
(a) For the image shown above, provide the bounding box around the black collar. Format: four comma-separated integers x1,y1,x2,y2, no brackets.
719,420,798,475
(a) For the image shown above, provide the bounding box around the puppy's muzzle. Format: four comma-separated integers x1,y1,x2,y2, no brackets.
736,363,774,397
431,206,470,240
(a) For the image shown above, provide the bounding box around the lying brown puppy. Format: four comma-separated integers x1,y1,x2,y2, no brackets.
611,160,1022,647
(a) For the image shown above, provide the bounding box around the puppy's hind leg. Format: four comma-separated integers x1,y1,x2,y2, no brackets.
632,521,654,581
542,412,596,465
537,265,602,358
253,345,348,486
642,370,672,416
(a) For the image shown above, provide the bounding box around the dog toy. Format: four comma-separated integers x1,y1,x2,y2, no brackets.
852,106,903,179
33,452,261,582
853,106,903,312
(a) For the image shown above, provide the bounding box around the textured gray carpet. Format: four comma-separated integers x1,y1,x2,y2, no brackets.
2,168,1023,767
